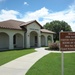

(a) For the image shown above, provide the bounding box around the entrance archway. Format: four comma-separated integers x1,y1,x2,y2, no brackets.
13,33,23,49
0,32,9,49
30,31,38,47
47,35,52,43
47,35,52,46
41,35,45,46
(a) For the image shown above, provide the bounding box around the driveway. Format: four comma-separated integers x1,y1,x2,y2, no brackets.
0,48,50,75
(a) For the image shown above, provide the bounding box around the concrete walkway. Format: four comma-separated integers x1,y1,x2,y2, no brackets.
0,48,50,75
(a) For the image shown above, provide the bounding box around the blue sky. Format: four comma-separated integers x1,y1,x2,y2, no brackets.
0,0,75,31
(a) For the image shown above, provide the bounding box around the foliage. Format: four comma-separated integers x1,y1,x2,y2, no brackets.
49,42,59,50
44,20,72,42
0,49,35,66
46,42,59,50
26,53,75,75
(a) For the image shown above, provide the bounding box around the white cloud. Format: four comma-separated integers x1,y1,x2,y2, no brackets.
69,0,75,10
24,2,29,5
0,4,75,31
19,6,75,31
20,7,49,22
0,9,20,21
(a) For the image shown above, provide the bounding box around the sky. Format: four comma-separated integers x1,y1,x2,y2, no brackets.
0,0,75,31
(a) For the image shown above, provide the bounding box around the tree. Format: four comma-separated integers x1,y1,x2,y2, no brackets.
44,20,72,42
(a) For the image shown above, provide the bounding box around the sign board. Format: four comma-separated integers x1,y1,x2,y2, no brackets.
60,32,75,51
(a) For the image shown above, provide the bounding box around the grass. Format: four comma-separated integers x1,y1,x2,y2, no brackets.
26,53,75,75
0,49,35,66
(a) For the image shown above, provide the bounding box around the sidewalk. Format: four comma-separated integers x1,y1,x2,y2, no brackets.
0,48,50,75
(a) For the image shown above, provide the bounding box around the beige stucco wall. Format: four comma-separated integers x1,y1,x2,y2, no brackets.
0,28,24,49
25,22,41,48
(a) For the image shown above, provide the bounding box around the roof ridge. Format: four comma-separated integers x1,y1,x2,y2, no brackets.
0,19,25,23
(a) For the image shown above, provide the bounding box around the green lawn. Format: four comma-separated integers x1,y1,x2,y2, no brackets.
26,53,75,75
0,49,35,66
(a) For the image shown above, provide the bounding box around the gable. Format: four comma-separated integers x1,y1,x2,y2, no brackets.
20,20,43,29
26,22,41,31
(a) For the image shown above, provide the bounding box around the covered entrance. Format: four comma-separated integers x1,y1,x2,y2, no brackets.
30,31,38,47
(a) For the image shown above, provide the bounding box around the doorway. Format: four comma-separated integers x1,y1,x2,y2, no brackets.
30,31,38,47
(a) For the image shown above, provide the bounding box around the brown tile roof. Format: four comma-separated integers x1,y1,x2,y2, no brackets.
41,29,55,34
0,20,24,30
0,20,43,30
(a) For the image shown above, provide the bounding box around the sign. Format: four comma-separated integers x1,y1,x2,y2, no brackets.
30,28,39,31
60,32,75,51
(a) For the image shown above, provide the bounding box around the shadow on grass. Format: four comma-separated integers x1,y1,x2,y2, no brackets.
0,48,34,52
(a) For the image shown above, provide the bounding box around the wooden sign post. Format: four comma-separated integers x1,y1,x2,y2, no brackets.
60,32,75,75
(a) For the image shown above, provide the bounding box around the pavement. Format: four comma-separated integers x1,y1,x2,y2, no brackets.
0,48,75,75
0,48,50,75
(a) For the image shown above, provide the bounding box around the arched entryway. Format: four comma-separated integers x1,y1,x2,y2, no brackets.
47,35,52,43
30,31,38,47
0,32,9,49
47,35,52,46
41,35,45,46
13,33,23,49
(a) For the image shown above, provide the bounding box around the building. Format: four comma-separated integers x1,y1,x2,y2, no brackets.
0,20,55,50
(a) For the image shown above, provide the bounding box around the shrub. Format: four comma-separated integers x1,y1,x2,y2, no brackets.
50,43,59,50
46,42,59,51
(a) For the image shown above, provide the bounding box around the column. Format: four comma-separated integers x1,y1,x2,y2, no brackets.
24,32,26,48
23,35,24,48
51,34,54,43
9,35,13,49
26,32,30,48
45,35,48,46
38,33,41,47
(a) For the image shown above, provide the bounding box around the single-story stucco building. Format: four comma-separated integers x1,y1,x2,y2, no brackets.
0,19,55,50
